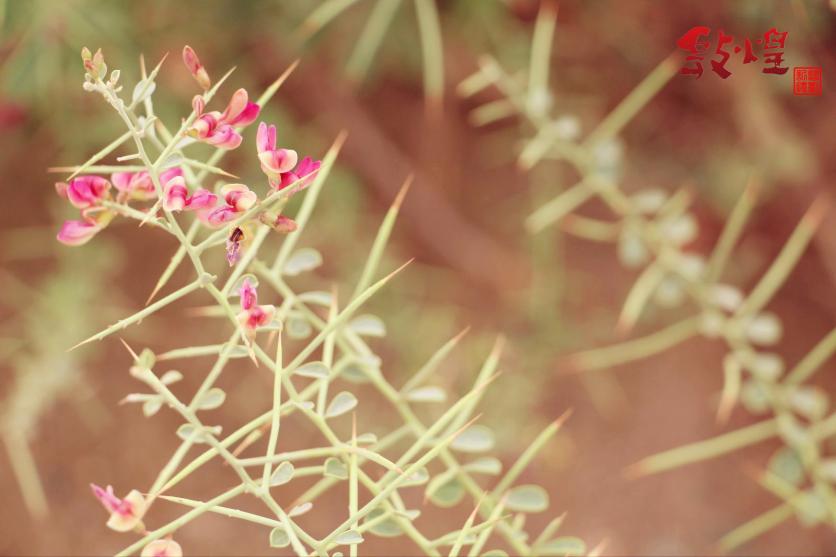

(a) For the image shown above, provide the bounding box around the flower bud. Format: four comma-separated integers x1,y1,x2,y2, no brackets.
182,45,212,91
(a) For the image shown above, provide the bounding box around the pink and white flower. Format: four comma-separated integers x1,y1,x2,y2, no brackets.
255,122,321,194
188,88,259,150
90,483,146,532
276,156,321,193
112,167,183,202
237,279,275,339
55,175,117,246
163,175,218,212
205,183,257,227
141,539,183,557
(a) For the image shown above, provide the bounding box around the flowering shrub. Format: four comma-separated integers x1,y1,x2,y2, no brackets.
460,5,835,552
54,46,588,556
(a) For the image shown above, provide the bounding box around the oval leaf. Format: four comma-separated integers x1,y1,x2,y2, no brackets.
295,361,330,379
348,314,386,337
324,457,348,480
269,527,290,548
335,530,364,545
270,461,295,487
506,484,549,513
326,391,358,419
538,536,587,557
287,315,313,339
405,386,447,403
451,425,495,453
283,248,323,276
197,388,226,411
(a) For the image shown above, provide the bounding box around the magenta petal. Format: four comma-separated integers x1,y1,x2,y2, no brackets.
221,88,249,123
206,206,236,227
206,126,242,150
185,189,217,210
111,172,133,192
228,102,259,127
58,219,100,246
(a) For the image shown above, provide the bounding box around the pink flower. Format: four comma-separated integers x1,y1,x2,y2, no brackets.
55,175,111,209
255,122,321,194
57,219,102,246
112,167,183,202
91,483,146,532
259,213,298,234
236,279,274,339
276,156,321,193
206,184,257,227
142,539,183,557
256,122,298,179
163,175,218,212
182,45,211,90
188,88,259,150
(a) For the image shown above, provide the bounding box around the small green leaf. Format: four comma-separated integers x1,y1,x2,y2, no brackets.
427,476,465,507
197,387,226,411
740,379,770,414
404,386,447,403
356,433,378,445
463,457,502,475
348,314,386,337
506,484,549,513
270,461,295,487
326,391,358,419
159,370,183,384
451,425,495,453
287,315,313,339
401,467,429,486
298,290,333,306
365,509,404,538
324,457,348,479
768,447,804,486
537,536,587,556
269,527,290,548
289,502,312,517
283,248,323,276
788,386,829,421
176,423,221,443
335,530,364,545
295,361,330,379
142,397,163,417
131,78,156,104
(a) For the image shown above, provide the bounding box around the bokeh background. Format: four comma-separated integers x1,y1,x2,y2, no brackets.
1,0,835,555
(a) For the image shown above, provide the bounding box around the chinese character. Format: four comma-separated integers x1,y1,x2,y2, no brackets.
711,29,734,79
677,26,711,78
762,27,789,74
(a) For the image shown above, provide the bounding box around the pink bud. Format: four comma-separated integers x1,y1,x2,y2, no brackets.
182,45,211,90
256,122,276,153
259,213,298,234
192,95,206,118
141,539,183,557
239,277,257,310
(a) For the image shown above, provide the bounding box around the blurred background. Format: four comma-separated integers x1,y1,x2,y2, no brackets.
1,0,835,555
